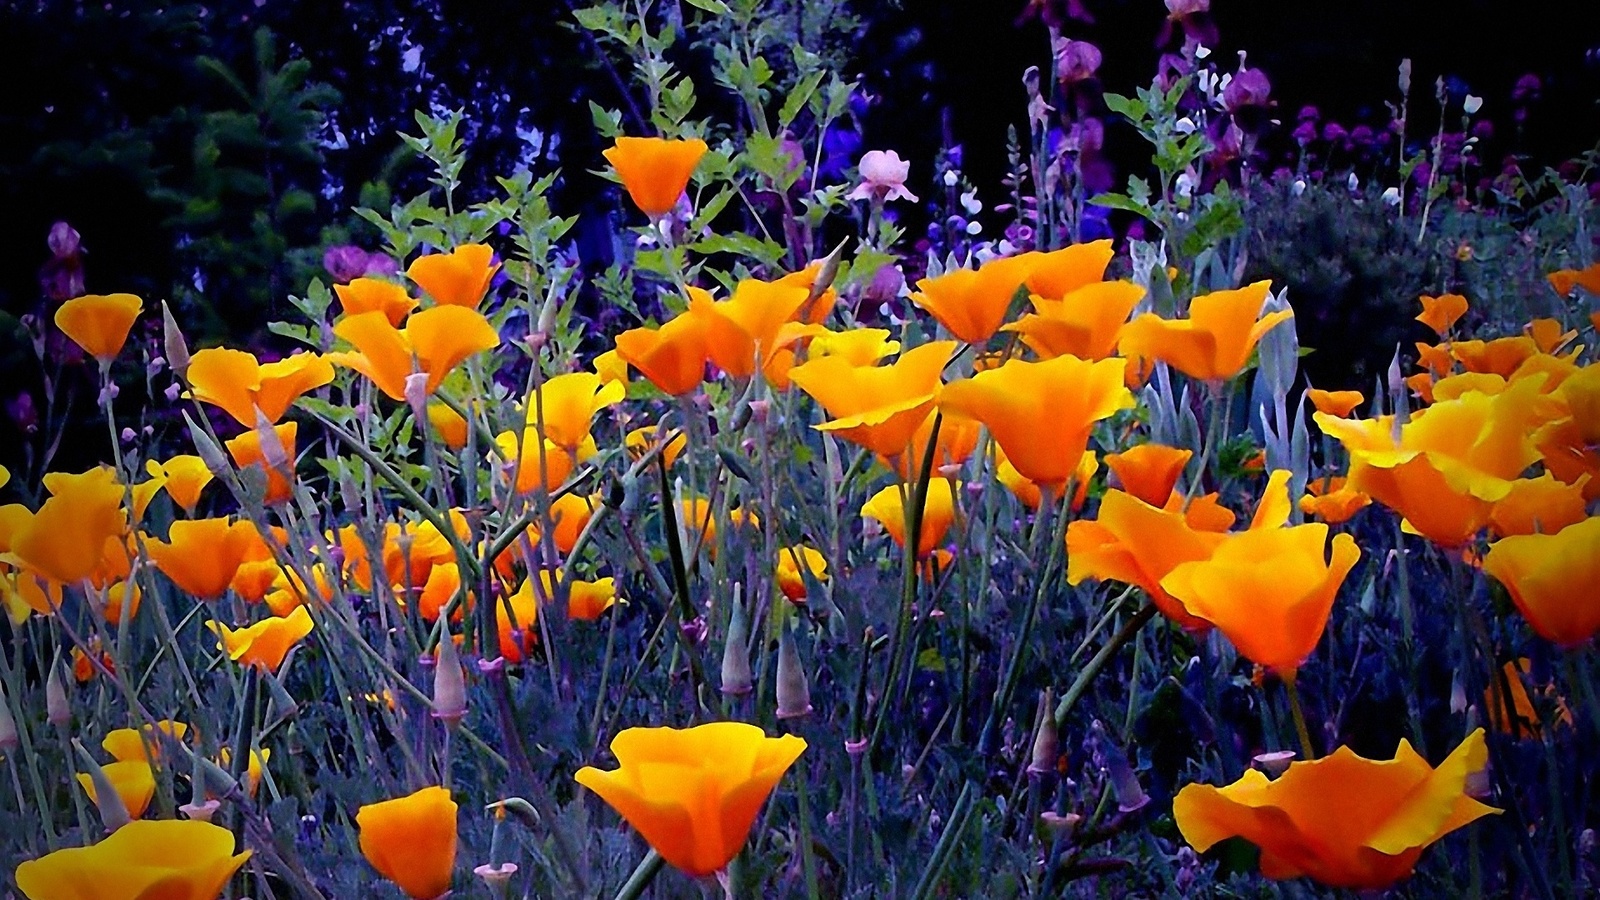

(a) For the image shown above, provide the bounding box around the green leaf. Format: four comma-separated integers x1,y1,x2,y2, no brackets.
682,0,731,13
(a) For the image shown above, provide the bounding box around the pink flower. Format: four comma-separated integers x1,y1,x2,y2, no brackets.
849,150,918,204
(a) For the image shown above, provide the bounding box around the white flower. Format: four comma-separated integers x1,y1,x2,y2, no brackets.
943,169,959,187
1174,117,1197,135
1347,172,1360,192
1175,171,1196,199
1463,94,1483,115
1291,180,1306,197
965,220,982,235
1381,186,1401,206
960,190,982,215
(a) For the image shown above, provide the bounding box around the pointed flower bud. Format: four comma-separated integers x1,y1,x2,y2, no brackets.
183,411,232,478
404,371,431,424
47,661,70,728
1027,689,1058,775
162,301,191,377
72,739,131,833
432,624,467,728
720,585,753,697
775,625,812,720
1090,720,1148,814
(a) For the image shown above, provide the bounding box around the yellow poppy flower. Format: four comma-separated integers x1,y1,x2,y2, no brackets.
574,722,807,877
775,546,828,602
527,371,625,452
208,606,314,672
1298,476,1371,525
425,401,469,450
146,455,214,514
861,479,959,558
407,244,499,309
357,786,458,900
76,758,156,819
54,293,143,363
14,819,251,900
185,349,334,426
1306,388,1364,418
603,136,709,218
1176,729,1497,889
10,467,126,586
102,721,189,763
614,308,711,396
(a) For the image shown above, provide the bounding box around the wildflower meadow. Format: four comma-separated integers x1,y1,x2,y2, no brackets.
2,1,1599,897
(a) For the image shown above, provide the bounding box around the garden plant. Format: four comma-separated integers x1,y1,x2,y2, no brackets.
2,0,1599,897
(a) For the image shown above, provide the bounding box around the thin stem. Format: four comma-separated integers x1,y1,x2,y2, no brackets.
1283,675,1316,759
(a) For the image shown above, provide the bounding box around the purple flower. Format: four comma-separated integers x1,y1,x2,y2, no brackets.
6,392,38,434
1292,120,1318,147
323,245,370,283
1321,122,1348,144
1054,38,1102,85
1222,67,1271,111
1297,104,1320,123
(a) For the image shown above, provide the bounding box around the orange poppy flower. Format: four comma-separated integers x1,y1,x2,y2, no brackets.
101,580,141,626
1067,489,1229,631
861,479,959,558
186,349,333,427
77,759,156,819
603,136,709,218
208,606,314,672
55,293,143,363
495,576,542,663
1306,388,1364,418
10,467,126,586
15,819,251,900
676,498,760,557
1449,337,1541,379
574,722,807,877
1546,262,1600,297
493,429,578,495
789,341,957,461
357,786,458,900
1482,516,1600,647
1002,280,1145,361
527,371,625,451
407,244,499,309
893,410,981,481
567,575,620,621
775,261,839,325
614,308,711,396
329,307,500,401
1022,239,1114,300
147,518,260,600
696,281,812,380
939,354,1133,488
776,546,828,602
1298,476,1371,525
1415,293,1469,336
426,401,470,450
146,455,214,514
1525,318,1577,354
1117,281,1293,382
1173,729,1498,889
1488,473,1589,538
1104,443,1192,507
1161,522,1360,676
910,253,1038,344
225,422,298,505
334,276,418,325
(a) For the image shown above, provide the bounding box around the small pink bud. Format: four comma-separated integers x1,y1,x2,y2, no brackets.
180,799,222,822
774,626,812,719
1251,750,1296,777
432,625,468,728
46,662,70,727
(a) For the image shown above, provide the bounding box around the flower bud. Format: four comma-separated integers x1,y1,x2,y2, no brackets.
184,411,232,478
180,799,222,822
253,409,290,473
1090,720,1148,814
404,371,431,424
1027,689,1058,775
0,684,19,752
72,738,131,833
432,624,468,729
1252,750,1295,776
46,660,70,727
162,301,191,377
720,586,753,696
774,625,812,720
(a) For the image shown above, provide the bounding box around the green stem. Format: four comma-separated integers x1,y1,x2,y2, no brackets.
1053,605,1158,727
612,849,665,900
1284,676,1316,759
